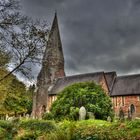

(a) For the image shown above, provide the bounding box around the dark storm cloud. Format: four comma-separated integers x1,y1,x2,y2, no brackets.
21,0,140,76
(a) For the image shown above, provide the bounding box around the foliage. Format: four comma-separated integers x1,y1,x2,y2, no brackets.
19,119,56,133
0,120,17,139
50,82,114,120
0,50,11,67
0,68,33,115
42,112,54,120
16,119,56,139
0,119,140,139
73,120,140,140
0,0,48,81
17,133,37,140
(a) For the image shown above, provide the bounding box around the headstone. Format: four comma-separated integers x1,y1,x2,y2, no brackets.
79,106,86,120
119,107,124,121
8,116,14,121
107,116,112,122
25,114,30,119
128,107,132,121
6,114,9,120
87,112,95,120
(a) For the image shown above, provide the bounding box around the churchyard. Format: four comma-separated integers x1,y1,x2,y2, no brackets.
0,82,139,140
0,118,140,139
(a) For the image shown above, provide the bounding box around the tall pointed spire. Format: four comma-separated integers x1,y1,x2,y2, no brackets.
48,12,64,55
32,12,65,118
50,12,59,32
47,12,65,79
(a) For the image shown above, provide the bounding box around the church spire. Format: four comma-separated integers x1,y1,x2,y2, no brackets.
32,13,65,118
48,12,63,53
50,12,58,32
47,12,65,79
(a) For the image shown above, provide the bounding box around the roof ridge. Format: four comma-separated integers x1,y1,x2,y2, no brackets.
56,71,104,80
117,73,140,79
104,71,116,74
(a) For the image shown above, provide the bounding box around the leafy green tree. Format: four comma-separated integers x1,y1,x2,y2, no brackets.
24,85,36,114
50,82,114,120
0,50,11,67
0,68,33,115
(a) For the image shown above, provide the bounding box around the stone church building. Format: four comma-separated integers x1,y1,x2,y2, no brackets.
32,14,140,118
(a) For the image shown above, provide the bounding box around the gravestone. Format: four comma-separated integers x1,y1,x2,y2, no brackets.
107,116,111,122
119,107,124,121
128,107,132,121
25,114,30,119
6,114,9,120
87,112,95,120
79,106,86,120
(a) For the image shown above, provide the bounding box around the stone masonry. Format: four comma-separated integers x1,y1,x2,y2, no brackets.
32,13,65,118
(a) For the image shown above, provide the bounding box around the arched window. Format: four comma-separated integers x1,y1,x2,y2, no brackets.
130,104,135,115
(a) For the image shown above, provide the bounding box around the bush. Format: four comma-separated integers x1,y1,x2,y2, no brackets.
126,119,140,129
0,120,12,130
0,120,17,139
73,120,140,140
42,112,54,120
0,119,139,140
16,132,38,140
20,119,56,133
50,82,114,120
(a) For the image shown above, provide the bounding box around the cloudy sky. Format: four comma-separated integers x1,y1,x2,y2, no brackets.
21,0,140,77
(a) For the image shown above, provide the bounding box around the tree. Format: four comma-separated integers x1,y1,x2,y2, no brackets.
50,82,114,120
0,0,49,82
0,68,33,115
0,50,11,67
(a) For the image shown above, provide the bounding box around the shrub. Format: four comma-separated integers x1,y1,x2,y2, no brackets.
0,120,17,139
51,82,114,120
72,120,140,140
20,119,56,133
0,120,12,130
126,119,140,129
42,112,54,120
16,132,38,140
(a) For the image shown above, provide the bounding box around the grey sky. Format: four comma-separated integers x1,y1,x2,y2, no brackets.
21,0,140,77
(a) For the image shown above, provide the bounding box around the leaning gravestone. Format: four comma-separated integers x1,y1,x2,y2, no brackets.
79,106,86,120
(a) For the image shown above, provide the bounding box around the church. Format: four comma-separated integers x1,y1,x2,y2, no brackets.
32,14,140,119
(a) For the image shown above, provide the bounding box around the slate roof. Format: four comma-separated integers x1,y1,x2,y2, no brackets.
104,72,117,91
111,74,140,96
48,72,105,95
